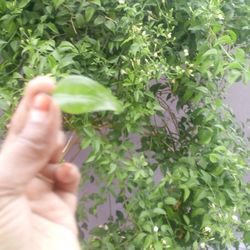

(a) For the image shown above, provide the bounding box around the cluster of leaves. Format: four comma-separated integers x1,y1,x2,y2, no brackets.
0,0,250,249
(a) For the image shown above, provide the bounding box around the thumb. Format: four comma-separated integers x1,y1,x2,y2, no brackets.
0,94,60,190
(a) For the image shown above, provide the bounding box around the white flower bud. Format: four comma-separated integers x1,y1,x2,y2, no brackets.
162,240,167,245
204,226,212,233
184,49,189,56
200,242,206,249
153,226,159,232
232,215,238,222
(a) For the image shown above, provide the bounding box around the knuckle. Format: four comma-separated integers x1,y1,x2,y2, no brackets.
17,135,48,157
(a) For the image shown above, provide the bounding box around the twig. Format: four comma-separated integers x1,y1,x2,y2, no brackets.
71,18,77,35
62,131,77,158
156,94,180,135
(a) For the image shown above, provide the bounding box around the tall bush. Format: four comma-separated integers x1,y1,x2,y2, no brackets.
0,0,250,249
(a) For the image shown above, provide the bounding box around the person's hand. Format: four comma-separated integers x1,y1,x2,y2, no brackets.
0,77,81,250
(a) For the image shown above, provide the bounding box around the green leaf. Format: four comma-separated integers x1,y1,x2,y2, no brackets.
183,188,190,202
52,0,65,9
183,215,190,225
227,30,237,43
94,16,106,26
193,241,199,250
144,235,153,248
58,41,78,53
90,0,101,6
85,6,95,22
76,13,85,27
209,153,219,163
165,197,177,205
228,69,242,84
244,231,250,244
215,35,233,46
105,20,116,32
154,242,163,250
18,0,31,8
90,227,106,237
153,208,166,215
235,48,245,63
47,23,59,34
226,62,242,70
191,208,205,217
202,49,218,58
184,231,190,242
198,127,213,145
0,40,7,50
53,75,123,114
134,233,146,245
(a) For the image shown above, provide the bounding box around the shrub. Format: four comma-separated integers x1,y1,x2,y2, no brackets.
0,0,250,249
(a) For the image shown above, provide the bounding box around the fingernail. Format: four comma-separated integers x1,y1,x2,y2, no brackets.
33,94,51,111
30,94,51,123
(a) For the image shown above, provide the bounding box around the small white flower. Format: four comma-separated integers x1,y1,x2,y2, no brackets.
120,69,126,75
204,226,212,233
232,215,238,222
104,225,109,230
246,220,250,224
200,242,206,249
162,240,167,245
118,0,125,4
167,33,172,38
153,226,159,232
98,224,103,228
184,49,189,56
218,14,224,20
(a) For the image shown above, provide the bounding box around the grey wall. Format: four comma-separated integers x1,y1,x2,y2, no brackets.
226,82,250,137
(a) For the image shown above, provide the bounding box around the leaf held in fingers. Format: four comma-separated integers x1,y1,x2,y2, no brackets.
53,75,123,114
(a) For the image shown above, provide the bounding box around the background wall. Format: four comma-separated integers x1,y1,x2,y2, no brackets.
226,82,250,138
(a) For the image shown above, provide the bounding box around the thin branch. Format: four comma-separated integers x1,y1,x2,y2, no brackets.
71,18,77,35
62,131,77,158
153,115,176,151
156,94,180,135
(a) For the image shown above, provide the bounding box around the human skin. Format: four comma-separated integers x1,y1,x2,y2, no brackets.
0,77,81,250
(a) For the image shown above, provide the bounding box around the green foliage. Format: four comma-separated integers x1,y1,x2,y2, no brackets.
0,0,250,249
53,75,123,114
